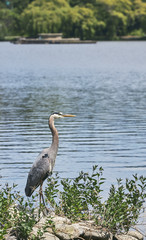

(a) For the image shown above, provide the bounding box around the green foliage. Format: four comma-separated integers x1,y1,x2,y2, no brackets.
44,166,146,233
0,184,37,239
20,0,71,36
11,196,36,239
0,167,145,238
44,172,60,211
100,175,146,233
0,8,19,38
129,28,145,36
59,165,104,220
0,184,16,237
0,0,146,40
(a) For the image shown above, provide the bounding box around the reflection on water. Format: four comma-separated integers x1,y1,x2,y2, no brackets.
0,41,146,235
0,42,146,194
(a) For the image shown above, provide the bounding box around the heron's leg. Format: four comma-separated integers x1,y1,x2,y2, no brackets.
39,185,42,206
38,184,42,217
39,183,49,214
39,183,44,206
40,184,46,206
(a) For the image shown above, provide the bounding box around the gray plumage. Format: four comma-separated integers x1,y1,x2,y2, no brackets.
25,148,54,197
25,112,75,197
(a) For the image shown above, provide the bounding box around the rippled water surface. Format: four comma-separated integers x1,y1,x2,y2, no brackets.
0,42,146,202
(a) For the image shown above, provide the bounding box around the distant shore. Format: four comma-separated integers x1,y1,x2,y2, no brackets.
1,35,146,43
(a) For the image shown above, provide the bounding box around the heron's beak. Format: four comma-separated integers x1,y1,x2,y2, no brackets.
63,114,76,117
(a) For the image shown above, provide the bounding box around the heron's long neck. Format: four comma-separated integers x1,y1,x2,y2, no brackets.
49,116,59,155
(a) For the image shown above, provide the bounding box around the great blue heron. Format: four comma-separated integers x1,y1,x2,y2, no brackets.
25,112,75,208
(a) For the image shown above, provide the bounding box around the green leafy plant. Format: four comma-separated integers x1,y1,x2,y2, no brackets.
0,166,145,239
0,184,38,239
44,172,60,212
99,175,146,233
11,196,36,239
59,165,105,221
0,184,17,238
44,166,146,233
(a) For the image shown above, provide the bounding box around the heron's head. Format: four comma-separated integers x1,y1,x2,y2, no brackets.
51,112,76,119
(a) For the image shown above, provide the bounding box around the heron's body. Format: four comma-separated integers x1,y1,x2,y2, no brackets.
25,148,54,196
25,112,75,199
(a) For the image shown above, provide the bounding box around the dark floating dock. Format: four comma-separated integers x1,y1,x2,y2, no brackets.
13,33,97,44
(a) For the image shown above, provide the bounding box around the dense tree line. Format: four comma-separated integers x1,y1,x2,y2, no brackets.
0,0,146,40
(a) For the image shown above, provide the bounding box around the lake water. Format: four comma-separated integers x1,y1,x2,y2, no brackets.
0,41,146,234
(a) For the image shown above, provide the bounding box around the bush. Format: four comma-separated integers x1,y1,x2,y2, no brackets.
99,175,146,232
0,166,145,239
45,166,146,233
0,184,37,239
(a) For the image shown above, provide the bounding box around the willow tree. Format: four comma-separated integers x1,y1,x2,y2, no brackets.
20,0,104,39
61,6,105,39
20,0,71,36
3,0,146,39
132,0,146,34
93,0,133,39
0,8,19,38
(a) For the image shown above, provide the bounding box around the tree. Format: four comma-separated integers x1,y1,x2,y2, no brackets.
20,0,104,40
0,8,19,38
0,0,146,40
92,0,139,39
61,6,104,39
20,0,71,36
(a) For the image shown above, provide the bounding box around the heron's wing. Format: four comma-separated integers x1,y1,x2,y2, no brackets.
25,148,51,197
